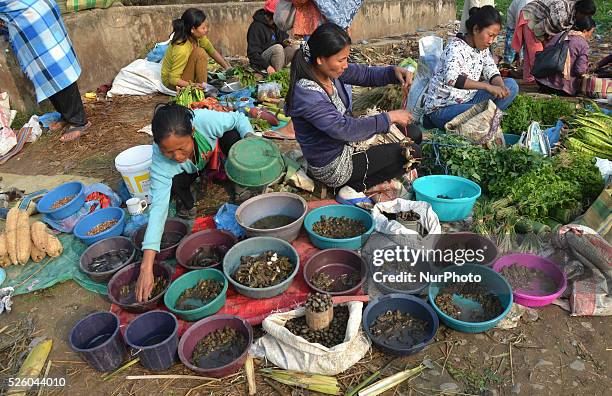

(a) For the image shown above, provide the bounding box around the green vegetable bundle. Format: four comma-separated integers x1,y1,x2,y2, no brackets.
265,68,290,97
174,85,205,107
501,95,575,135
229,66,258,88
566,105,612,158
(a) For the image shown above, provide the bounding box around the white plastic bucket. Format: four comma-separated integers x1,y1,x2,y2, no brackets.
115,145,153,203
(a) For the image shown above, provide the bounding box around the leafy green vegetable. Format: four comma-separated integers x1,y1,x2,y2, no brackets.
501,95,575,135
265,68,290,97
228,66,258,88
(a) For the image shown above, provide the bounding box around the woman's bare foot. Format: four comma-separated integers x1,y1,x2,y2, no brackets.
60,121,91,143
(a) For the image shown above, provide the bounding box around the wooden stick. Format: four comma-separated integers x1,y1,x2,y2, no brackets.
245,356,256,395
37,360,52,396
125,375,221,381
13,257,53,290
509,342,515,385
441,343,453,376
263,378,289,396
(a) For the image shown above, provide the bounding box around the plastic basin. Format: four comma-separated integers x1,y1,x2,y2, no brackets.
432,232,498,266
178,314,253,377
304,249,367,296
236,192,307,242
164,269,228,322
223,237,300,299
73,207,126,246
124,310,179,371
412,175,481,222
428,264,513,333
36,181,85,220
69,311,127,372
503,133,520,146
363,294,439,355
176,230,237,271
225,138,284,187
133,218,188,261
79,236,136,282
303,205,375,250
107,261,173,313
492,254,567,307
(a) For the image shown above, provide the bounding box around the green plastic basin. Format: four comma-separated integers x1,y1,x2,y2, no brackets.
164,268,228,322
225,138,284,187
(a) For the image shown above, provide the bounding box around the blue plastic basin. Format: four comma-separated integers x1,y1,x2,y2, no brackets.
412,175,481,221
223,237,299,299
363,294,439,355
36,181,85,220
428,264,513,333
303,205,374,250
74,207,126,245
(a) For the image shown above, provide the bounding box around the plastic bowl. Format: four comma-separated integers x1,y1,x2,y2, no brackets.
303,205,374,250
236,192,307,242
304,249,367,296
432,232,499,266
492,254,567,307
107,261,173,313
176,230,237,271
363,294,439,355
223,237,300,299
412,175,481,221
164,268,228,322
428,264,513,333
225,138,284,187
79,236,136,282
133,219,188,261
178,314,253,377
73,207,126,246
36,181,85,220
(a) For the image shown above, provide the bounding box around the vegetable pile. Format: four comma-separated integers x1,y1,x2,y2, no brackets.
565,103,611,158
265,69,290,97
174,85,205,107
501,95,575,135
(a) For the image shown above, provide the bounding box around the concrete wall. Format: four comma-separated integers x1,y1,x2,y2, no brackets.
2,0,455,112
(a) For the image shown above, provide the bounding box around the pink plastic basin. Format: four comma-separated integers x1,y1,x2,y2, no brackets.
493,254,567,307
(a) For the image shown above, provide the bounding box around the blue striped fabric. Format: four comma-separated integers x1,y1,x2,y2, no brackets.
0,0,81,102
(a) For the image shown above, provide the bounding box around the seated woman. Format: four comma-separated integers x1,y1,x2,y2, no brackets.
161,8,230,91
423,6,519,129
536,16,596,96
247,0,296,74
134,103,254,302
286,23,421,208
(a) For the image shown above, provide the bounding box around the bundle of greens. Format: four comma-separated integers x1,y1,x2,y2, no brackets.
265,69,290,97
174,85,205,107
228,66,258,88
501,95,575,135
565,103,612,158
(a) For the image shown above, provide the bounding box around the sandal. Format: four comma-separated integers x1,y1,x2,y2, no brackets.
49,120,68,132
60,121,91,143
336,186,374,210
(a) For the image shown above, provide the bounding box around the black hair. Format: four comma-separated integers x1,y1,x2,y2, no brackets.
151,103,194,145
575,0,596,17
171,8,207,45
465,5,502,35
264,10,274,19
574,16,596,31
285,23,352,111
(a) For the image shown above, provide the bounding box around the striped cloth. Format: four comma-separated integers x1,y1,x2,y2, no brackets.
0,126,32,165
576,185,612,244
64,0,119,13
0,0,81,102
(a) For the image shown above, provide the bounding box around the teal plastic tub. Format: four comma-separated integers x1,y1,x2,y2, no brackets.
303,205,374,250
412,175,481,221
428,264,513,333
164,269,228,322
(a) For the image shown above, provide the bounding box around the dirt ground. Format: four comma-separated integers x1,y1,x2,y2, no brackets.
1,28,611,396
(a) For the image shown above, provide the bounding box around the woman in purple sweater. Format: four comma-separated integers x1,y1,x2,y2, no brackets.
536,16,596,96
286,23,421,208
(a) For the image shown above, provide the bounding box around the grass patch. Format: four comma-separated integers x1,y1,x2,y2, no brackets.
447,363,503,393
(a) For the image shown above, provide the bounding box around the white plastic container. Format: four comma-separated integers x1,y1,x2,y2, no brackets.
115,145,153,203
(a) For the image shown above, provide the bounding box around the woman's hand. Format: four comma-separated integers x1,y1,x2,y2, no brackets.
487,84,509,99
266,65,276,74
388,110,413,127
135,250,156,302
394,67,414,89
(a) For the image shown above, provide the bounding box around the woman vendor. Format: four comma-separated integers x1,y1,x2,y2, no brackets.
161,8,231,91
423,6,519,129
286,23,421,209
536,16,596,96
135,103,254,302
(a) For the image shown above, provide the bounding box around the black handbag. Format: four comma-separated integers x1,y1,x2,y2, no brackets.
532,32,569,79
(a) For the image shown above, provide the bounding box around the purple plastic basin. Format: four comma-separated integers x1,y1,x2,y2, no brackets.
107,261,173,313
304,249,367,296
433,232,499,266
178,314,253,378
133,218,188,261
176,230,237,271
493,254,567,307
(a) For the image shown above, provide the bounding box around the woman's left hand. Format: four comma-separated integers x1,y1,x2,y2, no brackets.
394,67,414,89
